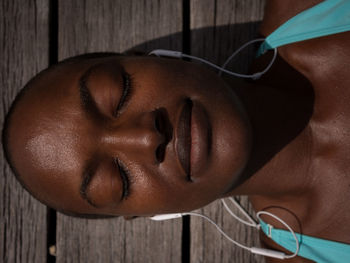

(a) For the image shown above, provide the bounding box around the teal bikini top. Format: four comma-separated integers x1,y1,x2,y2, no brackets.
260,219,350,263
257,0,350,56
257,1,350,262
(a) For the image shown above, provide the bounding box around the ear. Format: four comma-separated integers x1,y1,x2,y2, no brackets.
123,215,139,221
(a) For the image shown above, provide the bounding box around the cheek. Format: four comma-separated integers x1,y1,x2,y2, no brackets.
119,174,220,215
118,166,184,214
125,59,193,99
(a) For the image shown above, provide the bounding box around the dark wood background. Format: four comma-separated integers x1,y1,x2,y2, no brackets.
1,0,265,262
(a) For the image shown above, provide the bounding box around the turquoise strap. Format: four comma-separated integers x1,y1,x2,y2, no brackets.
258,0,350,56
260,219,350,263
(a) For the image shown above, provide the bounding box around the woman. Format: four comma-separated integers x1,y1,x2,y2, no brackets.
2,0,350,262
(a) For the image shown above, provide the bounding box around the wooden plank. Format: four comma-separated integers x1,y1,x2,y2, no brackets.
58,0,183,59
57,216,183,263
56,1,183,262
0,0,49,262
190,0,266,262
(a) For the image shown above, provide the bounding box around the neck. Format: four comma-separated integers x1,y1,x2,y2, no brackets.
223,70,314,197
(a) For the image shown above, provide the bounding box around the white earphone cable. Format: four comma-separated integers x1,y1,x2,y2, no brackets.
219,38,277,79
219,38,266,75
147,39,301,259
256,211,300,259
149,38,278,80
221,197,258,228
183,211,253,251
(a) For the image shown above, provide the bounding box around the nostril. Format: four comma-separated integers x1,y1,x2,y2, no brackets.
155,114,161,132
156,144,165,163
153,108,173,163
154,110,164,133
154,108,172,142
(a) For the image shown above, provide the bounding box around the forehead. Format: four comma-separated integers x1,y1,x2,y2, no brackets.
7,59,97,211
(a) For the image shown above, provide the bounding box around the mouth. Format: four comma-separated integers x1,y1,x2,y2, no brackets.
175,99,193,180
175,98,211,181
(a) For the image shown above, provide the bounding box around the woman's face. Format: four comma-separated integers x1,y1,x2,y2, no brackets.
8,55,251,216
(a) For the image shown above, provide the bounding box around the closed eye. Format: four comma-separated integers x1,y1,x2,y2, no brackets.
114,158,130,200
114,70,133,116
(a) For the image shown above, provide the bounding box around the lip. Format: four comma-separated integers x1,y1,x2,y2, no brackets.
190,100,211,179
175,99,192,180
175,99,211,180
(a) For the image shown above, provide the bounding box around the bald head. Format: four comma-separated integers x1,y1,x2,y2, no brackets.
2,53,120,217
3,51,252,218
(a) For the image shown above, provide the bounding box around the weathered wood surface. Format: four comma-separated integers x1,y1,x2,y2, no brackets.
58,0,183,59
0,0,49,262
1,0,269,262
56,1,183,263
190,0,266,262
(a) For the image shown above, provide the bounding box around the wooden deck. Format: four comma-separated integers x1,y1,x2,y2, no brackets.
1,0,265,262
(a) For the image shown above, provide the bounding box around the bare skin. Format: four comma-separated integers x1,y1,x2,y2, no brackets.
237,0,350,262
5,1,350,262
7,57,252,216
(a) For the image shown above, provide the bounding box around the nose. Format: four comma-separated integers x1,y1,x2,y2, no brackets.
101,109,172,163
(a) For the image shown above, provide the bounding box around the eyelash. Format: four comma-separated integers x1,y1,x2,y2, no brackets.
114,158,130,200
114,71,134,116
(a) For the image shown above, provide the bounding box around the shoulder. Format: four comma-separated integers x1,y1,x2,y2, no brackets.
260,0,350,87
260,0,350,122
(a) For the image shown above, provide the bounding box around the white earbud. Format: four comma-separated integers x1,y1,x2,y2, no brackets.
149,50,183,58
150,213,183,221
